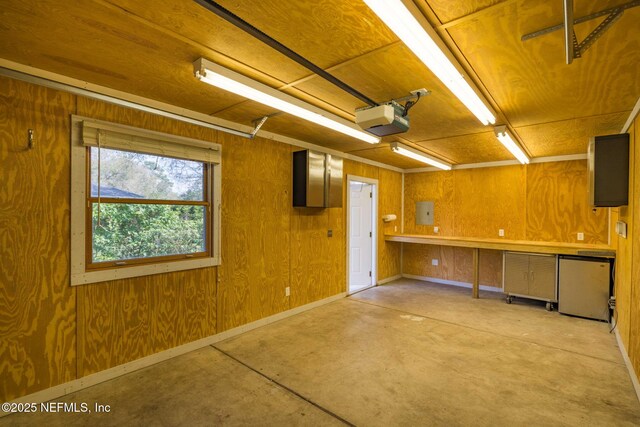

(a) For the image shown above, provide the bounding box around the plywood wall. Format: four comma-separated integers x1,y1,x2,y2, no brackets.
454,166,528,240
217,133,291,330
0,78,77,400
290,206,345,308
613,117,640,377
377,168,402,280
402,160,610,287
74,98,219,375
631,119,640,377
526,161,608,243
613,123,634,352
0,75,402,401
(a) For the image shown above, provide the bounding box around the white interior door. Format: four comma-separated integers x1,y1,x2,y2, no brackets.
349,182,373,292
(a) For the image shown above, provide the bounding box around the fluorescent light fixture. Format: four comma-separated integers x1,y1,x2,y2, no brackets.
193,58,380,144
390,142,452,170
363,0,496,126
494,126,530,164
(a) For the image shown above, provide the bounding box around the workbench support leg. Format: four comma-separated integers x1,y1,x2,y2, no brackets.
472,248,480,299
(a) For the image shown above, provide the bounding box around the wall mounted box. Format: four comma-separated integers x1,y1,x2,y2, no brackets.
588,133,629,207
293,150,343,208
616,220,628,238
415,201,434,225
325,153,343,208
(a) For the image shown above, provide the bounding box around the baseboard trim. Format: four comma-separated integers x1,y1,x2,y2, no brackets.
2,292,347,415
377,274,402,285
401,274,503,293
614,328,640,403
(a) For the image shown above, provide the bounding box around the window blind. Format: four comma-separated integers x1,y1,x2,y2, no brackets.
82,118,221,164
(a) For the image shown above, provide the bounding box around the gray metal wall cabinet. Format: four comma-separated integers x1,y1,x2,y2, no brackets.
293,150,343,208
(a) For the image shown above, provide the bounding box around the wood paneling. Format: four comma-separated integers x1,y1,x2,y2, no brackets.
402,160,609,287
76,97,220,141
217,133,291,331
447,1,640,128
526,161,608,244
479,249,503,288
404,171,455,235
416,131,514,164
610,116,639,372
428,0,510,24
75,97,219,373
290,158,378,305
628,119,640,374
290,207,345,307
453,165,527,240
403,244,456,280
402,245,501,288
344,158,379,182
515,113,629,157
616,206,633,350
378,168,402,280
0,78,76,401
79,277,151,375
295,42,488,141
347,145,425,169
78,269,216,376
0,75,405,400
607,116,640,385
0,1,637,165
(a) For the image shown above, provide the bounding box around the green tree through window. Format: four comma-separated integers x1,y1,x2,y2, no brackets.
89,147,210,267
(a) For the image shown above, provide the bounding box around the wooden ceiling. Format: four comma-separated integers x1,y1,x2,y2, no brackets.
0,0,638,168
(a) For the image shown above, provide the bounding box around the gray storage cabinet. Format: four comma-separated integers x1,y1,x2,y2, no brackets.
503,252,558,310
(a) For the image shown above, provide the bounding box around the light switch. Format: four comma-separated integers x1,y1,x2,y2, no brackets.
433,226,439,233
577,232,584,241
499,229,505,237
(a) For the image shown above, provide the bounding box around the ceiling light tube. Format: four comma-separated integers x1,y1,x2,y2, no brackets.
193,58,380,144
494,126,530,164
390,142,452,170
363,0,496,126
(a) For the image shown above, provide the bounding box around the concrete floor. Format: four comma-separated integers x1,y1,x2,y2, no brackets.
3,279,640,426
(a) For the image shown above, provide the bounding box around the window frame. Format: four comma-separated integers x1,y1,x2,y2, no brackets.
70,116,221,286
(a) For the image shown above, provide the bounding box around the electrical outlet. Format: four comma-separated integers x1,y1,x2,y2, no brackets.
432,259,439,266
394,225,398,232
577,232,584,241
285,287,290,297
499,229,505,237
433,226,439,233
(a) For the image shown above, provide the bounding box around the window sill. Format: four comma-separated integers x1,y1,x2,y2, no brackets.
71,257,220,286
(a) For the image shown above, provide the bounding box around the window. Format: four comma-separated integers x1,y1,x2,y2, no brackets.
89,148,209,267
71,117,221,285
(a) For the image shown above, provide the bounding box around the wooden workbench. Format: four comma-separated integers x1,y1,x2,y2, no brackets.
385,233,615,298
